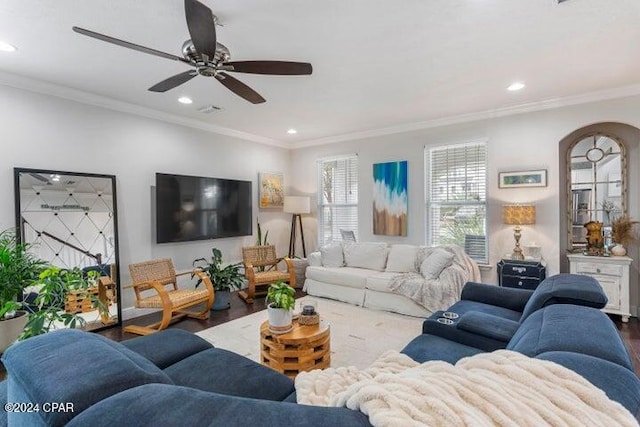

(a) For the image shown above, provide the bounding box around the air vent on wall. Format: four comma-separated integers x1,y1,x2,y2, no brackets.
197,105,223,113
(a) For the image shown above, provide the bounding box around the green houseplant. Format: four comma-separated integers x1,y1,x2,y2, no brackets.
0,228,46,351
265,280,296,334
21,266,107,340
193,248,245,310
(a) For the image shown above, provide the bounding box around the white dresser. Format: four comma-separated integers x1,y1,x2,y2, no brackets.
567,253,632,322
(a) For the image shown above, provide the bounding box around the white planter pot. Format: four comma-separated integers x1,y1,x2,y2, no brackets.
0,310,28,352
611,244,627,256
267,303,293,334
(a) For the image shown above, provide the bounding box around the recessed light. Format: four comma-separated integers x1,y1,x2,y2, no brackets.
287,129,297,135
507,82,525,92
178,96,193,104
0,41,16,52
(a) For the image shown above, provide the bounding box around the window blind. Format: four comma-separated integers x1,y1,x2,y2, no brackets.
317,154,358,246
425,142,488,263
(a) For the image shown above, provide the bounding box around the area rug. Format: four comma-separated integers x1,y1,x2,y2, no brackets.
196,296,424,369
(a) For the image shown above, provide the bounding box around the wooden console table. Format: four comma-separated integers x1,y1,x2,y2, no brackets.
260,319,330,378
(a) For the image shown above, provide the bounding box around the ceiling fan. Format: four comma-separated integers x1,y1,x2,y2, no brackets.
72,0,312,104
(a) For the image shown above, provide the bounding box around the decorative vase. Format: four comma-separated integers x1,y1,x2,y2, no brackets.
267,303,293,334
611,244,627,256
0,310,28,353
211,290,231,311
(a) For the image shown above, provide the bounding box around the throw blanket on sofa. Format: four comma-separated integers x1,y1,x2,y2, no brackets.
295,350,636,427
389,245,481,312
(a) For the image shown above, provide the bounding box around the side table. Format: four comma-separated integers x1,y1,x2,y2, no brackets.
260,319,330,378
497,259,546,290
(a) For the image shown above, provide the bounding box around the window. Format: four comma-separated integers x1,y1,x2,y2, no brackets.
426,141,488,263
317,154,358,246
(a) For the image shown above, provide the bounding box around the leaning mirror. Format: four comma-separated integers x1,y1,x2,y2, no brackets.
567,134,626,251
14,168,121,331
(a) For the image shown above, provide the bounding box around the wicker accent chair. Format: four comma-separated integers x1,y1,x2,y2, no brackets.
124,258,214,335
238,245,295,303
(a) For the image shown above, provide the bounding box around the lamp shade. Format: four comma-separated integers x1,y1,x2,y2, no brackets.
283,196,310,214
503,204,536,225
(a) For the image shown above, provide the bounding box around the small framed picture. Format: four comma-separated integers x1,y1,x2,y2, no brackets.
258,172,284,209
498,169,547,188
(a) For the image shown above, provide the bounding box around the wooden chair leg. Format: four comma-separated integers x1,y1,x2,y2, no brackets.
238,282,256,304
123,301,176,336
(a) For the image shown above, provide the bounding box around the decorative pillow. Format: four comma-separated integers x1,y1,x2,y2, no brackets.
320,243,344,267
385,244,420,273
420,248,455,280
343,242,388,271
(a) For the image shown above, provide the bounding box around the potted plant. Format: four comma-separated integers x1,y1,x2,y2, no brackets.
610,215,639,256
266,280,295,334
193,248,244,310
20,266,107,340
0,229,46,351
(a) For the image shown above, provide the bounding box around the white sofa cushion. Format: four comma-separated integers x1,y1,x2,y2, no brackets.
343,242,388,271
305,266,370,289
366,271,400,293
420,248,455,280
307,251,322,267
320,243,344,267
385,244,419,273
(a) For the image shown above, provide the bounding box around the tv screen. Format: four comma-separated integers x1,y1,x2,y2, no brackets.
156,173,252,243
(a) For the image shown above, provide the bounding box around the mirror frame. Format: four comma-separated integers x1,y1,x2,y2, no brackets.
13,167,122,331
566,133,627,252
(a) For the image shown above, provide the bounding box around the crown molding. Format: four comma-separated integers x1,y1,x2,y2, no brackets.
0,71,288,148
293,83,640,148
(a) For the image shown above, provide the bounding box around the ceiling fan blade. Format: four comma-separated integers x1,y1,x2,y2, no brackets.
72,27,189,64
184,0,217,60
215,72,265,104
223,61,313,75
149,71,198,92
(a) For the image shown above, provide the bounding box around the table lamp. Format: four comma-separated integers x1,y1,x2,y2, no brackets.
284,196,310,258
502,204,536,260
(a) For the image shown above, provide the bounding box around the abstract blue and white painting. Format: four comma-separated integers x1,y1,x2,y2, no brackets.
373,161,408,236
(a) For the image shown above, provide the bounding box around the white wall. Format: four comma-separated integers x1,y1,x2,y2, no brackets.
290,95,640,314
0,84,292,312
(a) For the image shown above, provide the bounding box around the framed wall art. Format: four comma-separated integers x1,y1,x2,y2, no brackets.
373,160,408,236
498,169,547,189
258,172,284,209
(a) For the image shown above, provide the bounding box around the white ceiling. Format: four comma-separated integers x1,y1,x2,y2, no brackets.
1,0,640,147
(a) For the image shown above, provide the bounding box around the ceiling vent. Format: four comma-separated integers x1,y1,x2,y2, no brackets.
197,105,222,113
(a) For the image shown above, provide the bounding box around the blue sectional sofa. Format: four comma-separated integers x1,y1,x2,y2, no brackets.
1,274,639,425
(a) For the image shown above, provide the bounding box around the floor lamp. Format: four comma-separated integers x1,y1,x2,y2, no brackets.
284,196,310,259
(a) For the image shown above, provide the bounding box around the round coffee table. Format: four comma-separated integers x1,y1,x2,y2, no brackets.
260,319,330,378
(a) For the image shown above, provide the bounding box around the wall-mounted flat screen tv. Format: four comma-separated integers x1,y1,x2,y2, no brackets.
156,173,252,243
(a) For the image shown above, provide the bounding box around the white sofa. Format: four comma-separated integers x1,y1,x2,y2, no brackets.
303,242,481,317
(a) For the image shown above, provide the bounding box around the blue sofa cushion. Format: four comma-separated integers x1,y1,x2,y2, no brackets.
507,304,633,371
401,334,483,364
537,351,640,417
66,384,372,427
440,299,523,323
456,311,520,342
520,273,607,320
164,348,295,401
121,329,213,369
1,329,172,427
460,281,534,312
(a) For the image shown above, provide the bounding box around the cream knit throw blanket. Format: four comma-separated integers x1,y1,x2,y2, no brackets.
295,350,637,427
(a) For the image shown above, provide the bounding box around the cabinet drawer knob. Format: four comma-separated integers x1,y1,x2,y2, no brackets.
518,281,523,286
596,268,601,274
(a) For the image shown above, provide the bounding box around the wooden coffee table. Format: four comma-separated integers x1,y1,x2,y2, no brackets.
260,319,330,378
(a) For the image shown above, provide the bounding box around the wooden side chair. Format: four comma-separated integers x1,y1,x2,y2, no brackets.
239,245,295,303
124,258,214,335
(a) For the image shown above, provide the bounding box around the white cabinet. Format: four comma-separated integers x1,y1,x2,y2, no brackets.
567,253,632,322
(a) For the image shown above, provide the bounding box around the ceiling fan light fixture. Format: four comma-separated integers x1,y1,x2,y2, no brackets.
178,96,193,104
287,128,298,135
0,41,17,52
507,82,526,92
